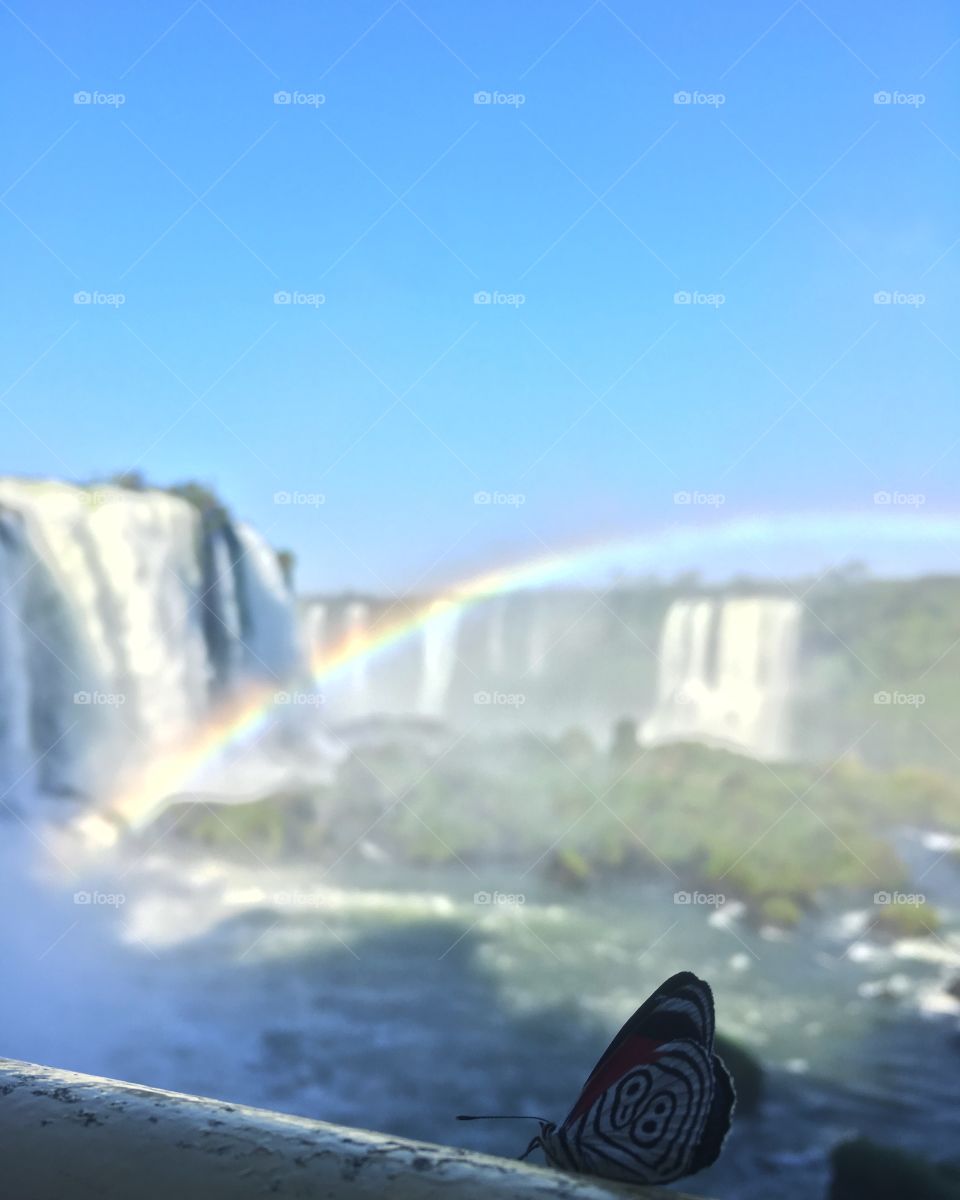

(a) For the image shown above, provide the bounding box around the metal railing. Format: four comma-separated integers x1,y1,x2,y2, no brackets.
0,1057,709,1198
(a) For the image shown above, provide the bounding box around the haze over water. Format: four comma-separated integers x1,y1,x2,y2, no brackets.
2,3,960,1197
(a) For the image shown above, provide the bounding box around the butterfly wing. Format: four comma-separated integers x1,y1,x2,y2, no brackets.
558,1039,718,1184
548,973,734,1185
688,1051,736,1173
566,971,716,1126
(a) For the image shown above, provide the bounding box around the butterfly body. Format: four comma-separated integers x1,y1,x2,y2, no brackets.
469,971,735,1187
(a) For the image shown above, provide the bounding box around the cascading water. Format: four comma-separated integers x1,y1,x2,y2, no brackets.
523,594,550,678
418,602,461,715
205,528,245,686
485,597,507,675
345,601,371,713
232,523,301,682
0,512,34,791
303,601,327,661
0,480,303,806
642,596,801,759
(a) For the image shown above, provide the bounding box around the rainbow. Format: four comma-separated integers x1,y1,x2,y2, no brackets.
102,511,960,834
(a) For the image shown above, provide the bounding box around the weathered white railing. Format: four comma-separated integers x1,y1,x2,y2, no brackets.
0,1058,706,1199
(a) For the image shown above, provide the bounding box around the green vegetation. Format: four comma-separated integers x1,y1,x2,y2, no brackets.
150,791,321,860
799,575,960,775
167,480,231,530
874,900,941,938
758,895,804,928
150,734,960,933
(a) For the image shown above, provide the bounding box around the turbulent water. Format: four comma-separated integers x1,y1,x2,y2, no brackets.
0,479,300,804
3,481,957,1197
3,824,957,1200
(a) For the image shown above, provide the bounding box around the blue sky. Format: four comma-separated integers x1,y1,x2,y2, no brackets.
1,0,958,590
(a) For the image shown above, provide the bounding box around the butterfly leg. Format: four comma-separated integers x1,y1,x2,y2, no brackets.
518,1135,542,1162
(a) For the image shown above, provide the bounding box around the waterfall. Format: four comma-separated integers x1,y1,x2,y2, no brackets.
205,529,245,685
0,480,303,805
642,596,801,759
485,597,507,675
302,601,327,661
0,514,33,790
524,595,549,678
345,602,370,712
418,602,461,715
232,523,300,682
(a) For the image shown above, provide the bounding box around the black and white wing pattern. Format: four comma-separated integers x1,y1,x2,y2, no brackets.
538,972,735,1185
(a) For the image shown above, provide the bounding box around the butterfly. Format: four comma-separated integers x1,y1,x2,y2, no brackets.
458,971,735,1185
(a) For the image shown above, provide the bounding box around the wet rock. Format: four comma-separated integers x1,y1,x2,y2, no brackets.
829,1137,960,1200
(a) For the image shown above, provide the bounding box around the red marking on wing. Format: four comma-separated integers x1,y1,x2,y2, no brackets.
563,1036,663,1126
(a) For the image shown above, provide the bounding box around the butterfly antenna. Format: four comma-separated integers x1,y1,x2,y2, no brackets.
456,1114,550,1123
